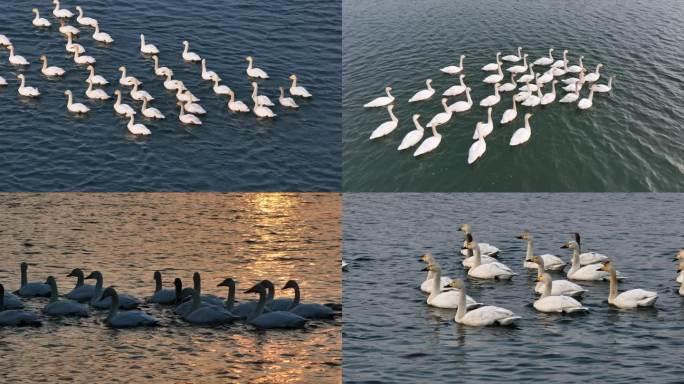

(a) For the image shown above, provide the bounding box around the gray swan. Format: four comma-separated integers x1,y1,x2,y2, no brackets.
282,280,335,319
148,271,176,304
101,287,158,328
85,271,140,309
182,288,238,325
65,268,96,302
0,284,42,326
15,262,51,298
174,278,213,316
43,276,89,317
244,283,306,329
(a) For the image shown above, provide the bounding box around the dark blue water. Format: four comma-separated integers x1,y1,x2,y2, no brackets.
0,0,341,191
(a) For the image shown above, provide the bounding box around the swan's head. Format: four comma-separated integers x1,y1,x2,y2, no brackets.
412,113,420,121
76,6,82,11
460,74,465,79
282,280,299,291
419,252,432,263
45,276,57,286
599,261,614,272
550,48,554,52
260,280,275,290
675,250,684,260
426,79,432,85
385,86,392,92
496,51,501,55
114,90,121,96
451,279,464,289
246,55,253,61
525,112,532,119
460,54,466,59
32,8,39,13
516,230,531,241
458,223,471,233
530,255,542,265
64,90,71,96
86,65,95,71
494,83,500,89
85,270,102,280
535,272,552,283
217,278,235,288
53,0,58,4
462,233,475,250
67,268,84,278
20,261,29,271
563,49,568,54
153,271,162,282
552,80,558,85
101,286,118,300
245,282,266,295
251,82,258,88
289,74,297,81
560,240,578,250
387,104,394,111
40,55,47,61
466,87,472,92
421,263,439,273
17,74,25,80
118,66,125,72
523,54,529,58
183,40,189,46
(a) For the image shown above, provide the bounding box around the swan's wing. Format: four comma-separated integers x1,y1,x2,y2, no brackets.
465,306,515,325
617,289,657,304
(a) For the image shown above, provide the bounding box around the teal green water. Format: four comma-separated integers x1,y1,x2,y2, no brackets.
343,0,684,191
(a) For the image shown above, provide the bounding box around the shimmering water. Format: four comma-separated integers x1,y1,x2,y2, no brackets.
0,0,341,191
343,0,684,191
0,193,341,383
343,193,684,383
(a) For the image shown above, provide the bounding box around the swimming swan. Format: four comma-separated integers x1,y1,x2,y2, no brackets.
86,271,140,309
443,74,467,96
413,122,442,157
422,265,481,309
119,66,140,87
288,74,312,97
578,85,596,110
448,87,473,112
533,273,588,314
113,90,135,116
64,90,90,114
131,80,154,101
566,55,585,74
259,280,295,311
182,288,237,325
440,54,465,75
201,59,220,81
101,287,158,328
40,55,65,77
282,280,335,319
472,108,493,139
59,21,79,37
398,114,424,151
502,47,523,63
584,64,603,83
479,84,500,107
464,235,516,280
179,103,202,125
152,55,172,77
427,98,454,129
65,32,84,54
279,87,299,108
15,262,51,297
0,34,10,47
0,284,41,326
600,261,657,309
244,283,306,329
140,34,159,54
482,52,501,72
8,45,29,66
92,22,113,44
173,278,214,316
530,256,586,298
85,65,108,85
551,50,568,68
245,56,269,79
498,73,517,92
572,233,609,265
506,54,529,74
559,87,580,103
457,224,500,257
164,73,184,91
467,128,487,165
148,271,176,304
363,86,394,108
418,253,452,293
250,82,275,106
213,78,232,96
452,279,520,326
140,99,164,119
66,268,96,302
409,79,435,102
73,49,95,65
85,81,110,100
75,6,97,27
227,90,250,113
540,80,558,105
370,105,398,140
182,41,201,62
43,276,89,317
533,48,554,66
52,0,74,18
517,230,566,271
509,113,532,146
562,241,622,281
253,100,277,118
500,98,517,124
521,87,541,107
483,65,504,84
594,76,614,93
32,9,51,27
517,64,535,84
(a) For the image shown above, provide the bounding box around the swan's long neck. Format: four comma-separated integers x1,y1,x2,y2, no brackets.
522,55,527,68
193,276,201,295
20,266,27,287
426,80,433,91
459,55,464,68
385,88,392,98
19,76,26,89
115,92,121,106
78,7,83,17
87,81,93,92
88,66,95,78
588,88,595,101
251,84,258,102
154,275,162,293
120,67,127,80
569,247,580,273
536,259,544,279
413,116,422,131
542,277,552,298
459,76,465,87
94,24,100,34
494,86,499,97
107,293,119,321
431,124,438,137
466,88,472,103
142,99,148,110
291,76,298,88
49,280,59,302
456,284,467,321
153,56,159,70
551,81,556,94
94,275,103,299
548,49,553,59
191,290,201,311
441,99,449,112
266,284,275,302
75,271,84,288
66,92,73,107
0,287,4,311
246,58,253,70
679,271,684,290
34,11,40,20
288,284,301,310
42,58,48,70
608,77,613,87
512,99,517,111
486,107,492,124
248,290,267,321
140,35,145,47
388,108,397,122
67,33,73,45
525,239,533,261
579,56,583,68
202,60,207,74
225,283,235,310
228,92,235,104
429,268,441,301
473,243,482,267
608,269,618,302
525,115,531,130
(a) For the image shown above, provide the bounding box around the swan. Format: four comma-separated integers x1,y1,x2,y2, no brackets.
288,74,312,97
443,74,467,96
279,87,299,108
245,55,268,78
173,279,219,316
141,99,164,119
65,32,84,54
85,65,108,85
342,261,349,271
182,288,237,325
572,233,610,265
566,55,584,73
472,107,493,139
86,271,140,309
66,268,96,302
64,90,90,114
370,105,398,140
216,278,239,311
219,280,264,319
127,113,151,135
113,90,135,116
75,6,97,27
521,87,542,107
0,34,10,47
151,55,172,77
422,265,481,309
52,0,74,18
428,98,454,128
562,241,621,281
8,45,29,66
131,80,154,101
244,283,306,329
530,256,586,298
537,70,554,85
498,73,517,92
250,82,275,106
440,54,465,75
419,253,452,293
533,48,554,66
260,280,296,311
500,98,517,124
464,235,516,279
15,262,51,297
32,8,51,27
40,55,65,77
452,279,520,326
59,21,80,36
184,101,206,115
448,87,473,112
479,84,501,107
17,75,40,98
409,79,435,102
227,90,250,113
600,261,657,308
43,276,89,317
2,289,24,309
559,87,580,103
201,59,220,81
414,121,442,157
551,63,568,77
179,103,202,125
502,47,523,63
164,73,183,91
0,284,41,326
562,69,585,85
533,273,588,313
0,76,5,86
118,66,140,87
363,86,394,108
506,54,529,74
73,49,95,65
540,80,558,105
467,128,487,165
594,76,614,93
509,112,532,146
516,230,566,271
584,64,603,83
483,65,504,84
518,74,540,92
564,81,582,93
578,86,596,110
212,78,231,96
513,89,530,103
397,114,424,150
282,280,335,319
92,22,113,43
101,287,158,328
182,41,201,62
551,50,568,68
138,34,159,55
517,64,535,84
147,271,176,304
678,264,684,296
458,224,500,257
482,52,501,72
253,101,276,118
85,82,110,100
675,250,684,262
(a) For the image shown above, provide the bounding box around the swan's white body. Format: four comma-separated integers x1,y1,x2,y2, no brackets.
424,264,479,309
584,64,603,83
184,102,206,115
551,50,568,68
213,78,232,96
289,74,312,97
517,64,535,84
540,80,558,105
64,90,89,113
141,99,165,119
127,113,151,135
533,263,586,298
364,87,394,108
466,241,515,280
566,56,584,74
140,34,159,54
559,87,580,103
40,56,65,77
370,105,398,140
8,45,29,66
602,262,657,309
428,98,455,127
479,84,500,107
482,52,501,72
179,104,202,125
52,0,74,18
409,79,435,102
152,55,172,77
419,253,452,293
59,23,79,36
533,274,588,314
507,54,529,74
563,241,619,281
131,81,154,101
92,23,113,43
510,113,532,146
537,70,554,85
502,47,522,62
118,66,140,87
32,9,51,27
85,82,110,100
500,98,517,124
522,88,542,107
498,73,517,92
398,114,424,150
253,102,276,118
73,50,95,65
227,91,250,113
279,87,299,108
164,73,184,91
182,41,201,62
578,86,595,110
452,280,520,326
0,76,6,86
250,82,274,106
66,33,84,54
17,75,40,97
467,128,487,165
245,56,268,78
113,90,135,116
472,108,493,139
533,48,554,66
594,76,614,93
75,6,97,27
483,66,504,84
201,59,220,81
518,232,566,271
448,87,473,112
443,74,467,96
440,54,465,74
414,123,442,157
85,65,108,85
462,253,497,268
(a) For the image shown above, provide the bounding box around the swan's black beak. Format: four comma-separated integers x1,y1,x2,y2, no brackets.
457,228,462,232
421,267,429,272
515,236,523,239
560,244,568,249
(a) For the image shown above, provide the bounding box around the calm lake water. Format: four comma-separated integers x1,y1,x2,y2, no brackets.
343,0,684,191
343,193,684,383
0,0,341,191
0,193,341,383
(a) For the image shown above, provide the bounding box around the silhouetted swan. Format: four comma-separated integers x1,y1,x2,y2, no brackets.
183,288,237,325
148,271,176,304
282,280,335,319
101,287,157,328
66,268,96,301
244,283,306,329
0,284,41,326
260,280,294,311
43,276,89,317
86,271,140,309
15,262,50,297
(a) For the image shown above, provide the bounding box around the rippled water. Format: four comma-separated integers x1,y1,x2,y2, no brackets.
0,0,341,191
0,193,341,383
343,0,684,191
343,193,684,383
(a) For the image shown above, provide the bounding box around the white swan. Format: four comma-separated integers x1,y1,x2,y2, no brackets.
201,59,221,81
179,103,202,125
85,65,107,85
584,64,603,82
164,73,183,91
16,262,51,297
113,90,135,116
479,83,500,107
52,0,74,18
500,98,517,124
518,74,540,92
537,69,554,85
540,80,558,105
467,128,487,165
506,54,529,74
566,55,584,73
85,81,110,100
279,87,299,108
73,49,95,65
513,89,530,103
175,87,195,103
245,55,268,78
0,284,41,326
17,75,40,97
452,279,520,326
594,76,614,93
533,48,554,66
427,98,454,128
517,64,535,84
244,283,307,329
32,8,51,27
182,41,201,62
184,101,206,115
59,21,79,36
92,22,113,43
559,87,580,103
413,122,442,157
250,82,274,106
517,230,566,271
600,261,657,308
0,34,10,47
562,240,620,281
8,45,29,66
126,113,151,135
551,63,568,77
227,90,250,113
509,113,532,146
502,47,523,62
64,90,89,113
363,86,394,108
464,235,516,280
0,76,6,86
521,88,542,107
440,54,465,74
483,65,504,84
472,107,493,139
443,74,467,96
253,99,276,118
678,264,684,296
152,55,172,77
498,73,517,92
118,66,140,87
397,114,424,150
40,55,65,77
370,105,398,140
533,273,588,313
448,87,473,112
482,52,501,72
75,6,97,27
458,224,500,257
530,256,586,298
66,268,96,302
551,50,568,68
572,233,610,265
131,79,154,101
139,34,159,54
43,276,89,317
409,79,435,102
211,78,231,96
578,86,596,110
101,287,157,328
289,74,312,97
141,99,165,119
423,265,481,309
419,253,452,293
65,32,84,54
